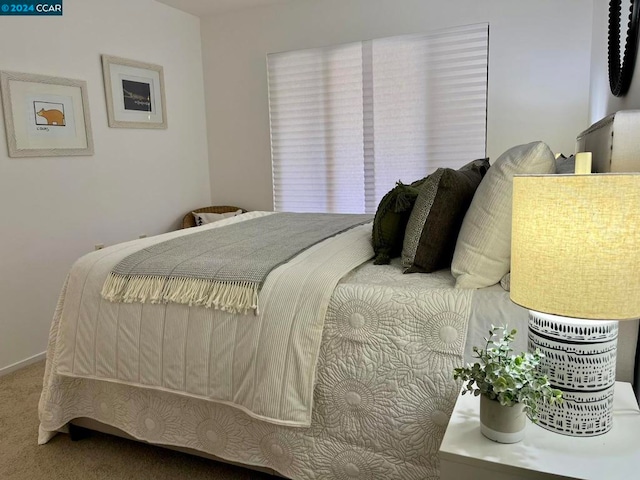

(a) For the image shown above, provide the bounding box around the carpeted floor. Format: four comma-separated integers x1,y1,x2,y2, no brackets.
0,361,274,479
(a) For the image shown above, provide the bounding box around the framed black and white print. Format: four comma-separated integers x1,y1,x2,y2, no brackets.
0,71,94,157
101,55,167,129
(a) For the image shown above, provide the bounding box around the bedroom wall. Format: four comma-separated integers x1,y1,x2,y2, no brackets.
589,0,640,122
200,0,594,211
0,0,211,372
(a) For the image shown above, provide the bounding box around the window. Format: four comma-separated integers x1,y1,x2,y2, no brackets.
267,23,488,213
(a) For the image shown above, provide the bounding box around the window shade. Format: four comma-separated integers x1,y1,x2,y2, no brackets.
267,23,488,213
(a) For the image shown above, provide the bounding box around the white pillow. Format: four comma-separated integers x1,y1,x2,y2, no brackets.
192,209,243,226
451,141,555,289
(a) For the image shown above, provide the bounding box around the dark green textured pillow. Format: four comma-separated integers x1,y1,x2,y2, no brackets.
372,179,426,265
401,158,490,269
405,158,490,273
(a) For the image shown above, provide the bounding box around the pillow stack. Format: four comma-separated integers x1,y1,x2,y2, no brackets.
371,140,557,290
192,209,243,226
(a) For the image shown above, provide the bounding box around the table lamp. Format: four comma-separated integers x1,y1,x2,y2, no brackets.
510,172,640,436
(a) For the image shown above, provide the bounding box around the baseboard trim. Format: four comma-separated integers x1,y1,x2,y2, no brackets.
0,352,46,377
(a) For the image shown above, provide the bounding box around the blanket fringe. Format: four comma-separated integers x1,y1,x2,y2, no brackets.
101,273,259,314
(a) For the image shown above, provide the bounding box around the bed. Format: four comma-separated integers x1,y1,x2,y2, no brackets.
38,112,640,479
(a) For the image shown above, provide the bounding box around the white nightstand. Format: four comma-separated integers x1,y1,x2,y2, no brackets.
439,382,640,480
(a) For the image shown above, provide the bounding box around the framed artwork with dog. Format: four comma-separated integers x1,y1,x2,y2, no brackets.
0,71,94,157
101,55,167,129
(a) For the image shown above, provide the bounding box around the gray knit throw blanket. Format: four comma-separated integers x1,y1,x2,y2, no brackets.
101,212,373,314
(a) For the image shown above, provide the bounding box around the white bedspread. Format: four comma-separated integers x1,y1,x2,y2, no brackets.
52,211,374,426
40,219,529,478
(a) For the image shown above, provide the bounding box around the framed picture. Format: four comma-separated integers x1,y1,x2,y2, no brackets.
101,55,167,129
0,71,94,157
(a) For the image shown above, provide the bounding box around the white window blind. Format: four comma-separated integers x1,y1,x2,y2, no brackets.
267,23,488,214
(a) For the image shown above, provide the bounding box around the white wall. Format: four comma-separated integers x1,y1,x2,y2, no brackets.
589,0,640,122
201,0,594,211
0,0,211,371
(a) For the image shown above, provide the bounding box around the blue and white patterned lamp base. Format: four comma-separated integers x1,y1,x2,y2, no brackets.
528,310,618,437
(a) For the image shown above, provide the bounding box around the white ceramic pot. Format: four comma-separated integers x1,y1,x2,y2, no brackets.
479,395,526,443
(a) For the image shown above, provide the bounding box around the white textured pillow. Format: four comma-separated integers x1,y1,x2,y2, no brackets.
451,141,555,289
192,209,243,226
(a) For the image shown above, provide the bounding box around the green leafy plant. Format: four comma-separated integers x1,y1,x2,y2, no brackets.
453,325,562,422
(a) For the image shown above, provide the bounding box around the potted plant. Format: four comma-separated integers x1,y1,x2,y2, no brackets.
453,325,563,443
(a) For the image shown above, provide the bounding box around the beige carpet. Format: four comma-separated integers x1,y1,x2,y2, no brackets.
0,361,274,480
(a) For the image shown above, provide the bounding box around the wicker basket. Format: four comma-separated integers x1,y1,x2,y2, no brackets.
182,205,247,229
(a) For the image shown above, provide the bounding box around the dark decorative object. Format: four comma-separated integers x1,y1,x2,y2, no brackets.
528,312,617,436
608,0,640,96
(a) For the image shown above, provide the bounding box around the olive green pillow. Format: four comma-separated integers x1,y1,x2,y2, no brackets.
371,179,426,265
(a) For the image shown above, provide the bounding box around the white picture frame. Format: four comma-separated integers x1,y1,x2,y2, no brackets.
0,71,94,157
102,55,167,129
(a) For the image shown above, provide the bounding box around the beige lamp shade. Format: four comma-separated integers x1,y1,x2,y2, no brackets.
510,173,640,320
